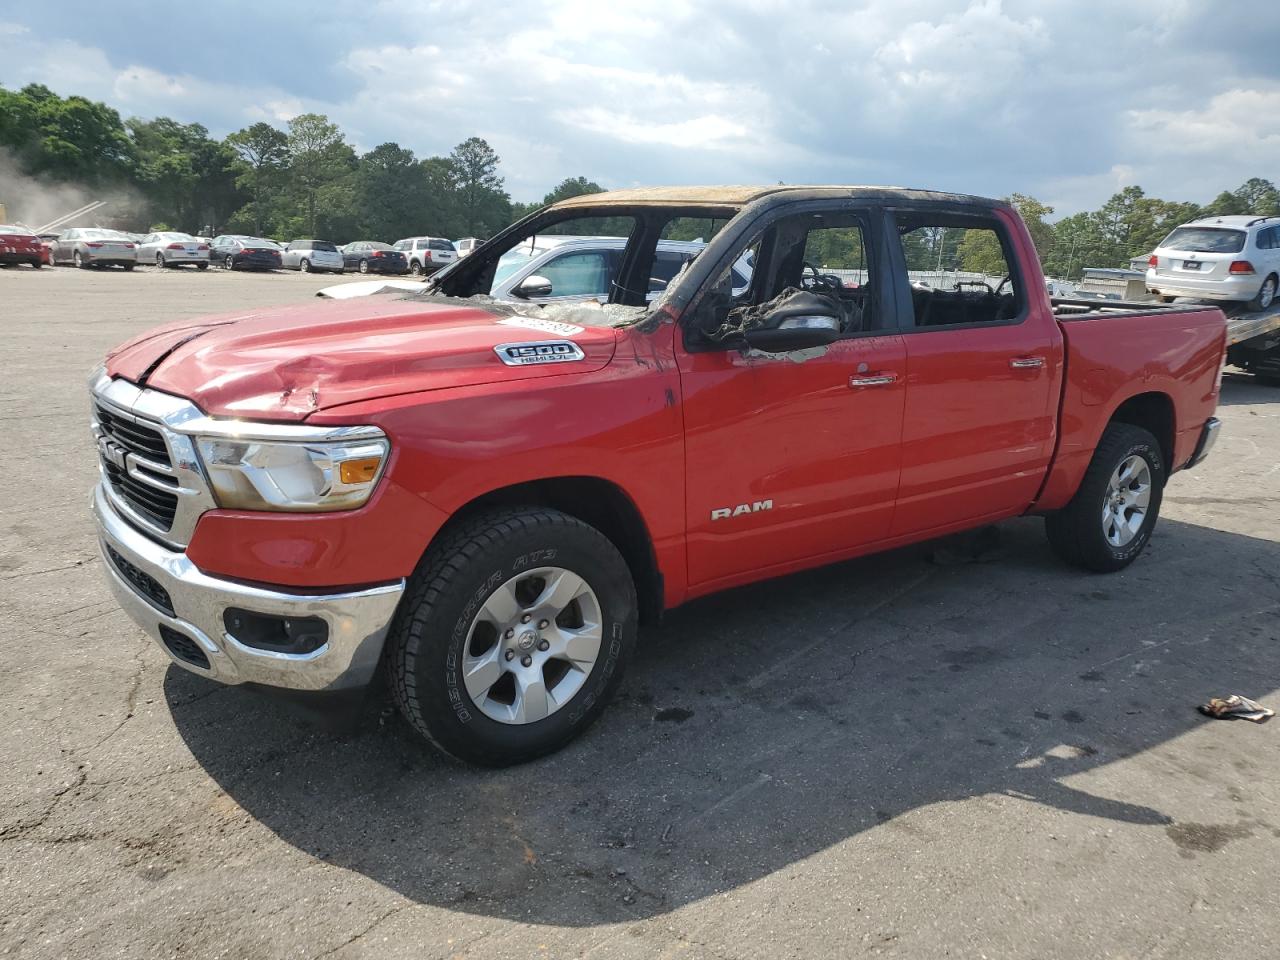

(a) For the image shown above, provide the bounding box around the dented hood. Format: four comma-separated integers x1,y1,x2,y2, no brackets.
105,298,618,420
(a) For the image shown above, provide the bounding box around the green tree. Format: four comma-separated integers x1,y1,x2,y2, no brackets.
226,122,288,236
356,142,428,241
0,83,133,183
129,117,240,232
447,137,510,237
959,194,1055,274
1231,177,1280,216
286,113,354,237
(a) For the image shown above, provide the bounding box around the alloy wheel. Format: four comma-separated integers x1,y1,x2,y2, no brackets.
1102,454,1152,547
461,567,603,725
1260,276,1277,310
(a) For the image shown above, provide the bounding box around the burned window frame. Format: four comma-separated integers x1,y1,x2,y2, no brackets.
678,200,900,353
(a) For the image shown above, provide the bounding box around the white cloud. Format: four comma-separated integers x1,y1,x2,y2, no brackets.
5,1,1280,211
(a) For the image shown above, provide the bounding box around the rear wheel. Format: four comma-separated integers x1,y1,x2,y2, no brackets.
123,263,135,271
1156,295,1175,304
1046,423,1165,572
31,259,42,269
410,260,423,277
197,262,209,271
389,507,638,766
1247,274,1277,311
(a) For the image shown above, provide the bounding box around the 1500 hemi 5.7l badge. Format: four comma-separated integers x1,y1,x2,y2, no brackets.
494,340,586,366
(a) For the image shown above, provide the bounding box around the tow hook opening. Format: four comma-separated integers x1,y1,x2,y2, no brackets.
224,608,329,655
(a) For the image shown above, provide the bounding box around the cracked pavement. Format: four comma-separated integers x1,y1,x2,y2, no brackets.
1,267,1278,958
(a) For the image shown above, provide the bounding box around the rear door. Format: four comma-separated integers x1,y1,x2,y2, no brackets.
677,203,908,587
887,206,1060,537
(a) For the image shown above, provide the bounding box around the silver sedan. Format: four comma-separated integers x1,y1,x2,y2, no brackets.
137,232,210,269
50,228,138,270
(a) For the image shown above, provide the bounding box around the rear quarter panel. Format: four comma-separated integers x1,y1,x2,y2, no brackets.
1034,307,1226,511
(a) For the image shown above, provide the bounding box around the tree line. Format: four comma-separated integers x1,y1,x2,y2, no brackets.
0,83,600,242
2,82,1276,275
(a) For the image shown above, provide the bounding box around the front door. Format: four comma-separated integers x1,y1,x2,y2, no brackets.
677,204,908,588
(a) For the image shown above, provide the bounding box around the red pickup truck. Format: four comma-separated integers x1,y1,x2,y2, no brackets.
91,186,1226,765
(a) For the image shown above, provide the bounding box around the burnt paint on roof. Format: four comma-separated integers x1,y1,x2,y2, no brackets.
550,184,1006,211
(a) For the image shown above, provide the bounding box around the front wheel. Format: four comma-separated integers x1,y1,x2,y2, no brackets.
359,259,369,274
389,507,638,766
224,255,235,270
123,263,135,271
299,258,310,273
1045,423,1165,572
156,253,167,268
74,251,89,269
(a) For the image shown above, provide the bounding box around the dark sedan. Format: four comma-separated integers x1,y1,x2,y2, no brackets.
210,235,283,271
341,241,409,275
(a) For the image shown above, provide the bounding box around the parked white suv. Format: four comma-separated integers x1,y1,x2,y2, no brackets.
393,236,457,276
1146,215,1280,310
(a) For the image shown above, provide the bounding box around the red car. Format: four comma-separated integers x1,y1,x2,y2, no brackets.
0,224,45,268
89,185,1227,765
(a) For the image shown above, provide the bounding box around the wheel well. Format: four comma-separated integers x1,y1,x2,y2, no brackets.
1109,392,1175,470
440,477,663,625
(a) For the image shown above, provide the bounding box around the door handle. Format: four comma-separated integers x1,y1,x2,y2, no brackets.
849,373,898,388
1009,356,1045,369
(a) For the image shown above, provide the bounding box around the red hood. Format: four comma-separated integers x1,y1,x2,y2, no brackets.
105,298,618,420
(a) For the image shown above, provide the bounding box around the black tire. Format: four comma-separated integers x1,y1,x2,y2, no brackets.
75,251,89,270
1246,273,1278,312
389,507,638,766
1156,295,1175,304
31,259,43,269
197,262,209,270
157,253,167,268
224,255,235,270
300,258,311,273
359,259,369,274
410,260,423,277
123,263,135,271
1045,422,1166,573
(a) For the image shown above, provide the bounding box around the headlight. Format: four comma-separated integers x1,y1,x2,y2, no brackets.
195,435,389,512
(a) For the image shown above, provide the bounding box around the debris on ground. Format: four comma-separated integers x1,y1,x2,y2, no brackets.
1197,695,1274,723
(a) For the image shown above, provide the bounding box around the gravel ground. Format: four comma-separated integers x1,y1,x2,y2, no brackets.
1,264,1277,959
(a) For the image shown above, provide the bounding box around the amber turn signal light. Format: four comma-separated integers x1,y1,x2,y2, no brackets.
339,456,383,484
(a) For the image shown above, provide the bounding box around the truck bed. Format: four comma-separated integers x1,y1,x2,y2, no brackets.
1034,300,1227,512
1051,297,1280,347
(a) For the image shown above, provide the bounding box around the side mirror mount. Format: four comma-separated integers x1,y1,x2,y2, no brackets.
514,274,553,299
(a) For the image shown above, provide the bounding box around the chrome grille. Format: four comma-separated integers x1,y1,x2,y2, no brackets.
94,404,170,462
94,402,179,531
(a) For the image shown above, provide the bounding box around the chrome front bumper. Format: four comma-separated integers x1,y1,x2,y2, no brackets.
1187,417,1221,469
93,483,405,690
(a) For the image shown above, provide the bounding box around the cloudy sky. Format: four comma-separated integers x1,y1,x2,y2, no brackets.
2,1,1277,214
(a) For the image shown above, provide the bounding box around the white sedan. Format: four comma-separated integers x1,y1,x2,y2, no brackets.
137,232,210,269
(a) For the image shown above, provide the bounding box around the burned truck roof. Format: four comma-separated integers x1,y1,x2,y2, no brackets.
550,184,1007,213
